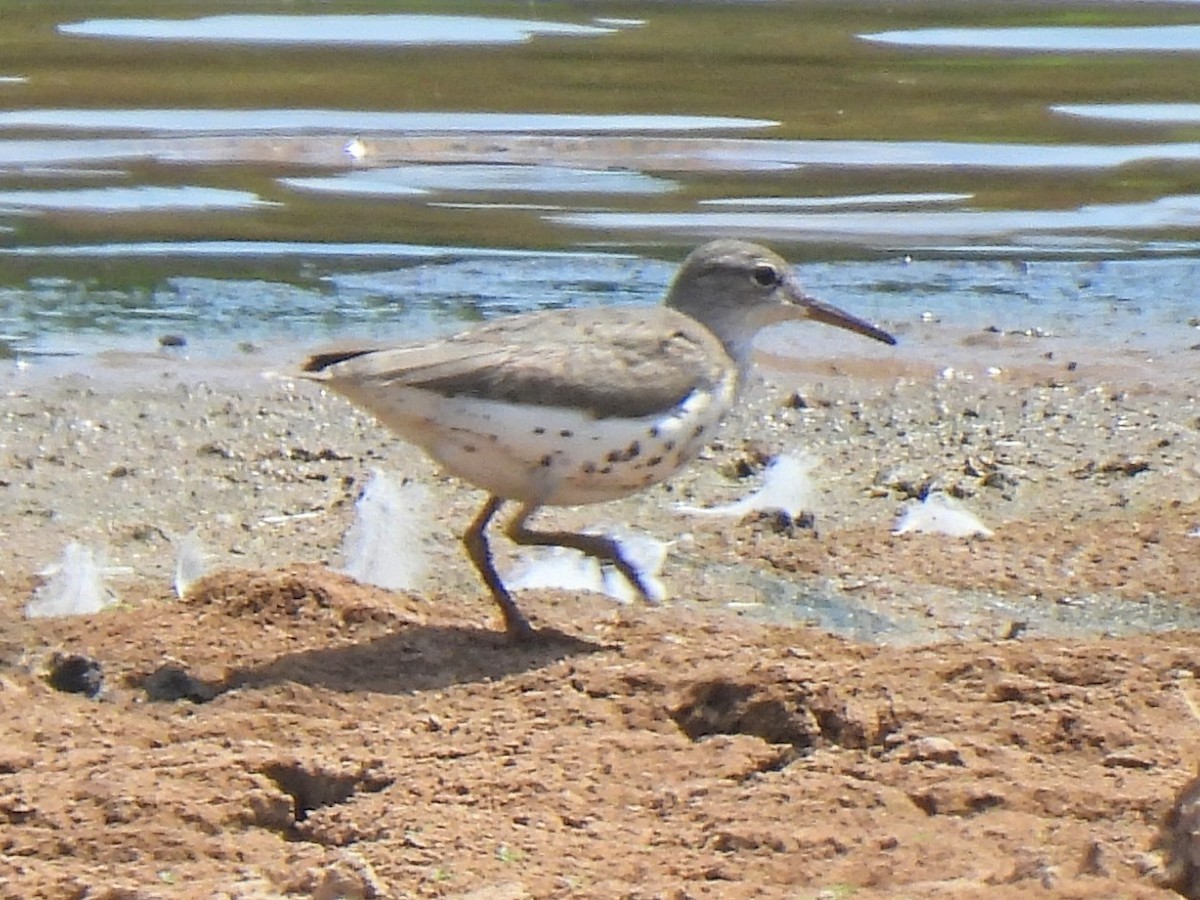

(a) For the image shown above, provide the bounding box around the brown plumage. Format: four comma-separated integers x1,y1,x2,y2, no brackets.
302,239,895,639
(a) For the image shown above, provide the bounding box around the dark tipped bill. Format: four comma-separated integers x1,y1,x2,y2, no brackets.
775,270,895,345
803,296,896,346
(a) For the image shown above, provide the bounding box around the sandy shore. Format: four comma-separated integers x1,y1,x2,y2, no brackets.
3,319,1197,637
2,320,1199,896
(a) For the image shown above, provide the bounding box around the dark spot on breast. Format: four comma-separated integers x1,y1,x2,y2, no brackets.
664,440,676,452
539,454,553,467
600,465,614,475
648,425,661,438
464,444,477,453
533,426,546,435
581,462,596,475
559,429,574,438
693,424,706,439
646,456,664,468
604,441,643,465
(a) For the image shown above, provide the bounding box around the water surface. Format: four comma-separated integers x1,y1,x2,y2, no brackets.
861,24,1200,52
59,14,628,46
0,0,1198,363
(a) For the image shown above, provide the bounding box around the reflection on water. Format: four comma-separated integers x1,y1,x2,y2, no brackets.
0,242,637,261
1054,104,1200,125
550,195,1200,250
281,164,675,197
861,25,1200,52
698,139,1200,170
2,1,1200,359
0,109,777,134
700,193,974,210
3,250,1196,368
0,248,651,354
60,14,630,46
0,186,267,212
6,132,1200,182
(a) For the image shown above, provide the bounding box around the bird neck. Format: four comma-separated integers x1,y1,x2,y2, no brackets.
699,310,761,376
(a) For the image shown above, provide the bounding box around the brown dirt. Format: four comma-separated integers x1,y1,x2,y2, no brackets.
2,335,1200,898
4,566,1199,898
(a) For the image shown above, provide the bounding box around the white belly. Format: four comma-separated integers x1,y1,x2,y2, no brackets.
345,374,737,507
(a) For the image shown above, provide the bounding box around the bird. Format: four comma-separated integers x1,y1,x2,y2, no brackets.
301,239,895,640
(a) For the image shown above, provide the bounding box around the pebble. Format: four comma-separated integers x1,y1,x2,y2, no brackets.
901,736,964,766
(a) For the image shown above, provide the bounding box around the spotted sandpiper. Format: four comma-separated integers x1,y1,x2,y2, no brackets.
302,240,895,639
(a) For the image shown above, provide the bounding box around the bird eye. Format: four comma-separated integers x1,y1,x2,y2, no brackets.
751,263,780,287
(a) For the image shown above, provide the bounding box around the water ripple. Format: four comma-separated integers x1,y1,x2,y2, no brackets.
862,25,1200,53
59,14,627,46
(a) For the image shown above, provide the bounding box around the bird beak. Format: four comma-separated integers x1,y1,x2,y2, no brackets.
780,275,896,346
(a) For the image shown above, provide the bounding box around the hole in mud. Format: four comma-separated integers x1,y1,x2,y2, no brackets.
135,664,223,703
669,678,896,752
261,762,393,822
47,653,104,698
670,680,818,748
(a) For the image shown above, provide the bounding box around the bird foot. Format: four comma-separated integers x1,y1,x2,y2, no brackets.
501,606,537,643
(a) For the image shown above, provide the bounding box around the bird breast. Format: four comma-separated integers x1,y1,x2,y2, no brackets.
365,372,738,507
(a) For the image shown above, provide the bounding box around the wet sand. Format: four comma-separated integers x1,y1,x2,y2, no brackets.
3,317,1196,638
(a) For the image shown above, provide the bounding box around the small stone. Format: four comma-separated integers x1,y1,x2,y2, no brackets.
1102,750,1154,770
456,883,531,900
309,850,390,900
1079,839,1108,877
902,736,964,766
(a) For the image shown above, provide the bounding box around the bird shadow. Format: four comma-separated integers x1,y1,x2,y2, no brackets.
225,622,605,696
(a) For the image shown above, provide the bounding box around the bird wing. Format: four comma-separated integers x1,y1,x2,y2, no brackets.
302,306,731,420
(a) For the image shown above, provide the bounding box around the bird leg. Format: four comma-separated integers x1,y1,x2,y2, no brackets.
462,496,535,641
504,503,655,602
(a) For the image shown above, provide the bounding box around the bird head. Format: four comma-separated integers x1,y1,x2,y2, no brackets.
665,240,896,366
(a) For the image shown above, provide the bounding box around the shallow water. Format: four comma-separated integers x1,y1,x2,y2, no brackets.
57,13,625,46
0,0,1198,362
861,23,1200,52
750,572,1200,646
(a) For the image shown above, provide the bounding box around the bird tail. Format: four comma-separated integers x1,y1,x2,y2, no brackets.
301,348,378,375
